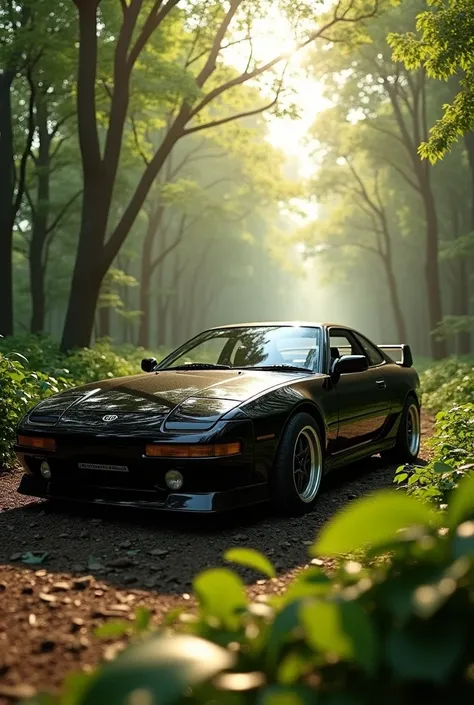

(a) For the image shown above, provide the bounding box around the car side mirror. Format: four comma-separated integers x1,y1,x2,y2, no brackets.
333,354,368,375
141,357,157,373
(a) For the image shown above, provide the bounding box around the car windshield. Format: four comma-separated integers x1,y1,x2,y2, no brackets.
158,326,322,372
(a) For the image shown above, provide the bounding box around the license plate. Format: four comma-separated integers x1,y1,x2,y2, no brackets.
78,463,129,472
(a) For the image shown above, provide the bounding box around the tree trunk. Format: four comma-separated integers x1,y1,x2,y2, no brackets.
383,257,407,343
456,257,471,355
0,72,15,337
60,191,109,350
420,180,447,360
29,97,51,333
138,234,153,349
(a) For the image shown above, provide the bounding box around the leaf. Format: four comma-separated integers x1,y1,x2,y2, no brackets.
224,548,276,578
433,461,454,474
135,606,152,632
453,520,474,558
193,568,247,630
94,620,130,639
447,472,474,529
300,599,377,673
257,685,315,705
265,601,301,670
81,634,235,705
21,551,49,565
386,622,464,683
312,490,436,557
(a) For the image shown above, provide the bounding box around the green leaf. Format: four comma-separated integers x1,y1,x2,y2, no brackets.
81,634,235,705
257,685,315,705
433,461,453,474
386,622,464,683
94,620,130,639
21,551,49,565
60,672,95,705
447,472,474,529
193,568,247,630
135,606,152,632
300,599,377,673
224,548,276,578
312,490,436,557
265,601,301,670
453,520,474,558
281,569,332,605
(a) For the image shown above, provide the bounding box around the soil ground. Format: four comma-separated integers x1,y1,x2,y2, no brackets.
0,413,434,703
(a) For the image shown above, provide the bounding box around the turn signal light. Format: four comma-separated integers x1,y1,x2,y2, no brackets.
145,442,241,458
17,435,56,451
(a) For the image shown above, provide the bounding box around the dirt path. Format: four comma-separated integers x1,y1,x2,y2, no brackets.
0,413,434,703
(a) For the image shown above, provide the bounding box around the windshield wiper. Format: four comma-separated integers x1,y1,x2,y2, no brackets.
163,363,231,370
241,364,314,374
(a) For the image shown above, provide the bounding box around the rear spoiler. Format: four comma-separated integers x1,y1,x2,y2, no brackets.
378,344,413,368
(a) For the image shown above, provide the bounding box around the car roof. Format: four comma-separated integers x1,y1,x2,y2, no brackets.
206,321,348,331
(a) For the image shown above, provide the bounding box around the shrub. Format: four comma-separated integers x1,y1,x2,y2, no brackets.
0,351,69,466
0,335,172,466
421,357,474,411
20,479,474,705
395,404,474,505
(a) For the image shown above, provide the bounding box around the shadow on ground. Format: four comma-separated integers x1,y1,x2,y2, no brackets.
0,455,413,594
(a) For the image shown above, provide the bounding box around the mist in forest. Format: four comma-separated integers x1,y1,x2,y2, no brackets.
2,0,472,361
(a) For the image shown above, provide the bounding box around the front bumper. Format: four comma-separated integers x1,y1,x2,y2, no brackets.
17,472,269,513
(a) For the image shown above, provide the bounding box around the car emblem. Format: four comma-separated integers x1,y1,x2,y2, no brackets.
102,414,118,422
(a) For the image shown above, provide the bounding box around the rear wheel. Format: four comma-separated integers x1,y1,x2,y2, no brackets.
384,397,421,464
271,412,324,515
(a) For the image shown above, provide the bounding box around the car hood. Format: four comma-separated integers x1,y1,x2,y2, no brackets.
24,368,310,435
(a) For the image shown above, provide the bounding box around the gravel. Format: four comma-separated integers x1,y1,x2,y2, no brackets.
0,413,434,702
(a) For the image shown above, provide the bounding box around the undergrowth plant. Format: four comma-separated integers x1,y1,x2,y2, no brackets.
20,477,474,705
0,348,69,466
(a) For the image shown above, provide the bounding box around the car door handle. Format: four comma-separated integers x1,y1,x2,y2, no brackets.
375,380,386,390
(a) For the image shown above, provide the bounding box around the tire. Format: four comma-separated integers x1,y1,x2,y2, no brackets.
384,396,421,464
271,412,324,516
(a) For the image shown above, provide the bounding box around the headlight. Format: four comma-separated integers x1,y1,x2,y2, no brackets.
40,461,52,479
165,470,183,490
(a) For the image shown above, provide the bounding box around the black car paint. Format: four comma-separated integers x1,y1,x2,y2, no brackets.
15,323,420,513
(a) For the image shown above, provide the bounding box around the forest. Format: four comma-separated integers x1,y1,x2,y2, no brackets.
0,0,473,361
1,1,474,704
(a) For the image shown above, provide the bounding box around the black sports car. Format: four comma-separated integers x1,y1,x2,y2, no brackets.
15,323,421,515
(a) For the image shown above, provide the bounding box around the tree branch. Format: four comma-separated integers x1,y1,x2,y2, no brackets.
195,0,243,89
131,114,150,166
128,0,179,70
46,189,83,235
188,0,379,120
13,69,36,221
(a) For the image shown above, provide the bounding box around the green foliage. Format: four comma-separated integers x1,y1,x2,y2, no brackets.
395,359,474,504
0,346,68,465
388,0,474,160
0,335,171,465
19,484,474,705
421,356,474,411
395,404,474,503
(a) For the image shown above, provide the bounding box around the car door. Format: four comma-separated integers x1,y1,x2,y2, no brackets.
329,328,391,453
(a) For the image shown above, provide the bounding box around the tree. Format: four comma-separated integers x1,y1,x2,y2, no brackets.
300,112,408,341
61,0,379,350
0,3,36,336
388,0,474,161
306,1,449,357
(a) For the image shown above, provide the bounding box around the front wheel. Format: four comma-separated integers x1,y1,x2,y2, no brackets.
271,412,324,515
384,397,421,464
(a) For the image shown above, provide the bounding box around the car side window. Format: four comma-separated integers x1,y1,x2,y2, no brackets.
328,331,359,371
353,333,385,367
